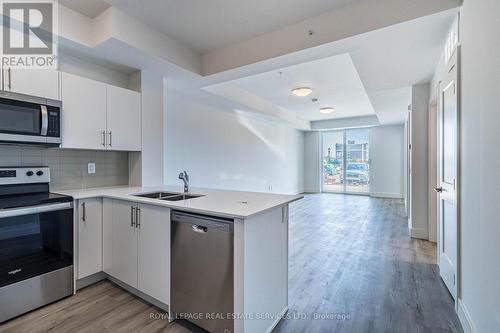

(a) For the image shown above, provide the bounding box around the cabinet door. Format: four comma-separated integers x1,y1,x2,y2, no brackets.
111,200,138,288
77,198,102,279
138,204,170,304
61,72,107,150
106,85,141,151
102,198,113,275
6,68,60,100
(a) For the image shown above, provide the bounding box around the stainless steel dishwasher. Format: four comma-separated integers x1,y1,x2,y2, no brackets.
171,210,234,333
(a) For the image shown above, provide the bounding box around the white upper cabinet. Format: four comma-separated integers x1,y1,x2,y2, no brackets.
61,72,107,150
106,85,141,151
3,68,59,100
60,72,141,151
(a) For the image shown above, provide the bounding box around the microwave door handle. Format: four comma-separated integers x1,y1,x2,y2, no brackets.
40,105,48,136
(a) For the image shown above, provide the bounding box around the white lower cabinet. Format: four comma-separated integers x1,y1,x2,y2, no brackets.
111,200,139,288
137,204,171,304
109,199,170,304
77,198,103,279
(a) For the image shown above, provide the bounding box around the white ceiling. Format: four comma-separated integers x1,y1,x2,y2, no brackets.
57,0,457,127
228,53,375,121
201,9,456,125
59,0,110,18
348,10,456,92
61,0,356,52
369,87,412,125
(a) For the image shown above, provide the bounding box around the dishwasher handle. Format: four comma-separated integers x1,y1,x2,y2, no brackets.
171,210,233,233
192,225,208,234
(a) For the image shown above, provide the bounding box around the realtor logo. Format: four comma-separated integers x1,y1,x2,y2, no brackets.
1,0,58,68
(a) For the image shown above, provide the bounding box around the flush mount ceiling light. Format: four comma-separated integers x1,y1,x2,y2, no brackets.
291,87,312,97
319,107,335,114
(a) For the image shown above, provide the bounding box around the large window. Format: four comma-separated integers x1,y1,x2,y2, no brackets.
322,128,370,194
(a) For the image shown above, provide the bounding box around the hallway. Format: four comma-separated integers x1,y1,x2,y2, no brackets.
275,193,462,332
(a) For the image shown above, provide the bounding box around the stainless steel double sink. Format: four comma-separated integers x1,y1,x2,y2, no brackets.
132,191,204,201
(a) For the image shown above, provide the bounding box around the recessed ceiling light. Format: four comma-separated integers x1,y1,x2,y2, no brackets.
291,87,312,97
319,107,335,114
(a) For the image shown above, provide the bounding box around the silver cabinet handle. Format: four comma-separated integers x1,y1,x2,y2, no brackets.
1,68,4,90
136,207,140,228
8,67,11,90
108,131,112,147
131,206,136,227
102,130,106,147
82,202,86,221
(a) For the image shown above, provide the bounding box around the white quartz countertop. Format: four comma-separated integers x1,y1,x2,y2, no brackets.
55,185,303,219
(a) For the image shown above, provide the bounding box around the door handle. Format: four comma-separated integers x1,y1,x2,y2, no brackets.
0,202,73,219
191,225,207,234
82,202,86,221
434,187,444,193
108,131,112,147
40,105,48,136
131,206,136,227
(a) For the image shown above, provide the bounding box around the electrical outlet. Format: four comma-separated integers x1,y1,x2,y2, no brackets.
87,163,96,174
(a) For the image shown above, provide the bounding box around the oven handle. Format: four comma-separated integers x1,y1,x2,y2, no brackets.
0,202,73,219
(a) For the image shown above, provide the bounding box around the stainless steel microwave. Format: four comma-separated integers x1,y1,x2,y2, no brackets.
0,91,62,146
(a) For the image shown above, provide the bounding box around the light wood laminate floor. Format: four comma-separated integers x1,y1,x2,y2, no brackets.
0,194,462,333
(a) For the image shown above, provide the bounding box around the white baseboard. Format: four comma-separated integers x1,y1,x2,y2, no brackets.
303,188,321,193
76,272,169,312
458,299,477,333
76,271,107,290
369,192,403,199
409,227,428,240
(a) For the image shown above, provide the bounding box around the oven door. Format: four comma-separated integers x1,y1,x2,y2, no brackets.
0,93,48,144
0,202,73,288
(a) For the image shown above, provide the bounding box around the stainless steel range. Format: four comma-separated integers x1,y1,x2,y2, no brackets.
0,167,74,323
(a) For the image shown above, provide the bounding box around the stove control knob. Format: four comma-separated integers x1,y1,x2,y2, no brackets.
26,171,34,176
36,170,44,176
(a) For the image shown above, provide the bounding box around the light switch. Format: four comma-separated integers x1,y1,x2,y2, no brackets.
87,163,96,174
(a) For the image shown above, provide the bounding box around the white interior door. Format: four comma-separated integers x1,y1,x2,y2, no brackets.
437,48,459,299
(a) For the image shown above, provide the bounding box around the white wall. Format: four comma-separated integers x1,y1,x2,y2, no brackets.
58,52,133,89
455,1,500,332
303,131,321,193
164,88,304,195
409,83,430,239
369,125,405,198
129,71,164,186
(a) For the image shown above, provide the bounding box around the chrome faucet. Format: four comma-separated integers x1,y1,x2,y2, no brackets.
178,171,189,193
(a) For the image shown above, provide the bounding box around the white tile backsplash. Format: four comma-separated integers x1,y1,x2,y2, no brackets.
0,146,129,190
